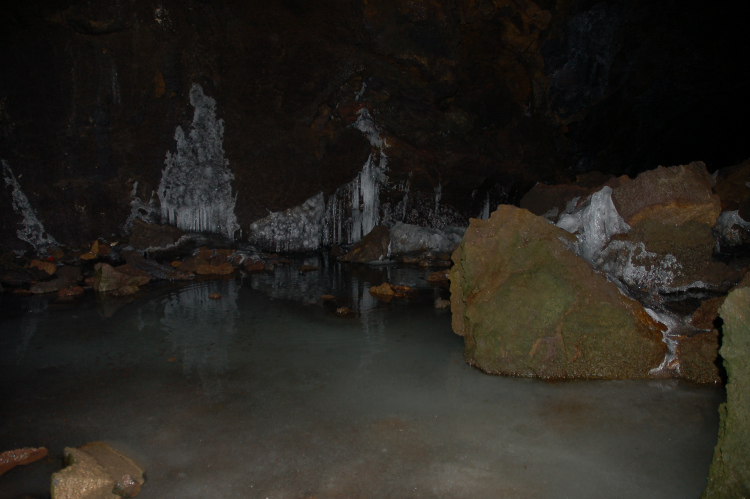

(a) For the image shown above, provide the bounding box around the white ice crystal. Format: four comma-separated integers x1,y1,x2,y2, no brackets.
157,84,239,239
556,187,629,262
598,241,681,293
249,192,326,252
714,210,750,250
2,160,57,250
124,181,160,231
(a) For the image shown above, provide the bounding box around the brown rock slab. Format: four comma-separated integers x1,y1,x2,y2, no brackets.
335,306,355,317
339,225,390,263
209,293,222,300
369,283,395,297
298,265,319,272
677,331,721,384
612,161,721,227
450,205,667,379
0,447,48,476
93,263,151,293
427,270,450,284
714,159,750,212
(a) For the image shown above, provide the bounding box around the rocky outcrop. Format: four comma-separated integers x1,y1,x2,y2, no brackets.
339,225,390,263
388,222,464,255
128,219,187,251
450,205,666,379
93,263,151,296
703,276,750,497
51,442,145,499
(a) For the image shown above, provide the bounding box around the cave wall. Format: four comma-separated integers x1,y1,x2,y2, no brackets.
1,0,748,250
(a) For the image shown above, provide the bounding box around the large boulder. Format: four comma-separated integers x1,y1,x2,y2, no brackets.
702,276,750,498
450,205,666,379
611,161,721,227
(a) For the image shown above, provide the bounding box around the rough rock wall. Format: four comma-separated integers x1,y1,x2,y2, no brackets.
0,0,748,250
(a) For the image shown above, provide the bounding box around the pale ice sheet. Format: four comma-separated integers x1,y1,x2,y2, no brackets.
0,266,722,499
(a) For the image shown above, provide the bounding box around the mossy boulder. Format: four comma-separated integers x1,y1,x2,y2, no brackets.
702,276,750,497
449,205,667,379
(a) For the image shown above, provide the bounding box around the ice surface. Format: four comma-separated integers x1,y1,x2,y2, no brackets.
249,192,326,252
157,84,239,239
2,160,58,251
389,222,465,255
0,267,723,499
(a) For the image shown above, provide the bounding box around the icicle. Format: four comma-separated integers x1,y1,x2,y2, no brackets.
2,160,57,251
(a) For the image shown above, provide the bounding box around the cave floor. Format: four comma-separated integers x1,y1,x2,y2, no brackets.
0,261,723,499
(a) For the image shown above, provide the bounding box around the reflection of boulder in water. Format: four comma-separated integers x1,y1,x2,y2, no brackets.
161,280,239,399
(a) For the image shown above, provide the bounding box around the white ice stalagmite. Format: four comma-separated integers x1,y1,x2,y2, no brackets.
157,83,239,239
480,193,491,220
249,192,326,253
556,186,629,262
2,160,58,251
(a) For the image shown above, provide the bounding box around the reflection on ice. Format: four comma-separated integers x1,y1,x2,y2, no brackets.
160,279,239,400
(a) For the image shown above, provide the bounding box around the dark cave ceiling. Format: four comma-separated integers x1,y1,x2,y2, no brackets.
1,0,749,249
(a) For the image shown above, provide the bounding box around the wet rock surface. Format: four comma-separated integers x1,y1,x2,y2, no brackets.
703,276,750,497
450,205,666,379
339,225,390,263
0,447,47,477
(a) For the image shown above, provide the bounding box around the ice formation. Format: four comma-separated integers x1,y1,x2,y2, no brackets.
480,193,491,221
322,107,389,246
389,222,465,255
157,84,239,239
2,160,57,250
249,192,326,252
556,186,629,262
597,241,682,293
124,181,160,231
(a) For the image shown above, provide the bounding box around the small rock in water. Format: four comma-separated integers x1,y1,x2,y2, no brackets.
51,441,145,499
196,262,235,275
209,293,222,300
321,294,336,302
298,265,319,272
0,447,48,476
427,271,450,284
335,306,354,317
244,260,266,273
369,282,394,297
435,298,451,309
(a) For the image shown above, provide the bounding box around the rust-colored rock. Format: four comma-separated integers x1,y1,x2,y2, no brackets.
196,262,236,275
335,306,355,317
321,294,336,301
369,282,395,297
0,447,48,476
58,286,85,299
29,259,56,275
298,265,319,272
677,331,721,384
612,162,721,227
450,205,666,379
93,263,151,293
244,260,266,273
427,270,450,284
209,293,222,300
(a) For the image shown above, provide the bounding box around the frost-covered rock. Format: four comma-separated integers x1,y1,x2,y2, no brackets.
714,210,750,249
388,222,465,256
2,160,57,251
249,192,325,252
597,220,718,294
157,84,239,239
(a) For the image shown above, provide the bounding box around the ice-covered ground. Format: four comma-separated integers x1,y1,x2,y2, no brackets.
0,263,722,499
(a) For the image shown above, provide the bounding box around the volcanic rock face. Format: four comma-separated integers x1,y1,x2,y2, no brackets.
0,2,748,251
449,205,666,379
703,276,750,497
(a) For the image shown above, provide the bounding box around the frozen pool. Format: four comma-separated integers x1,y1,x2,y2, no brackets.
0,259,723,498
